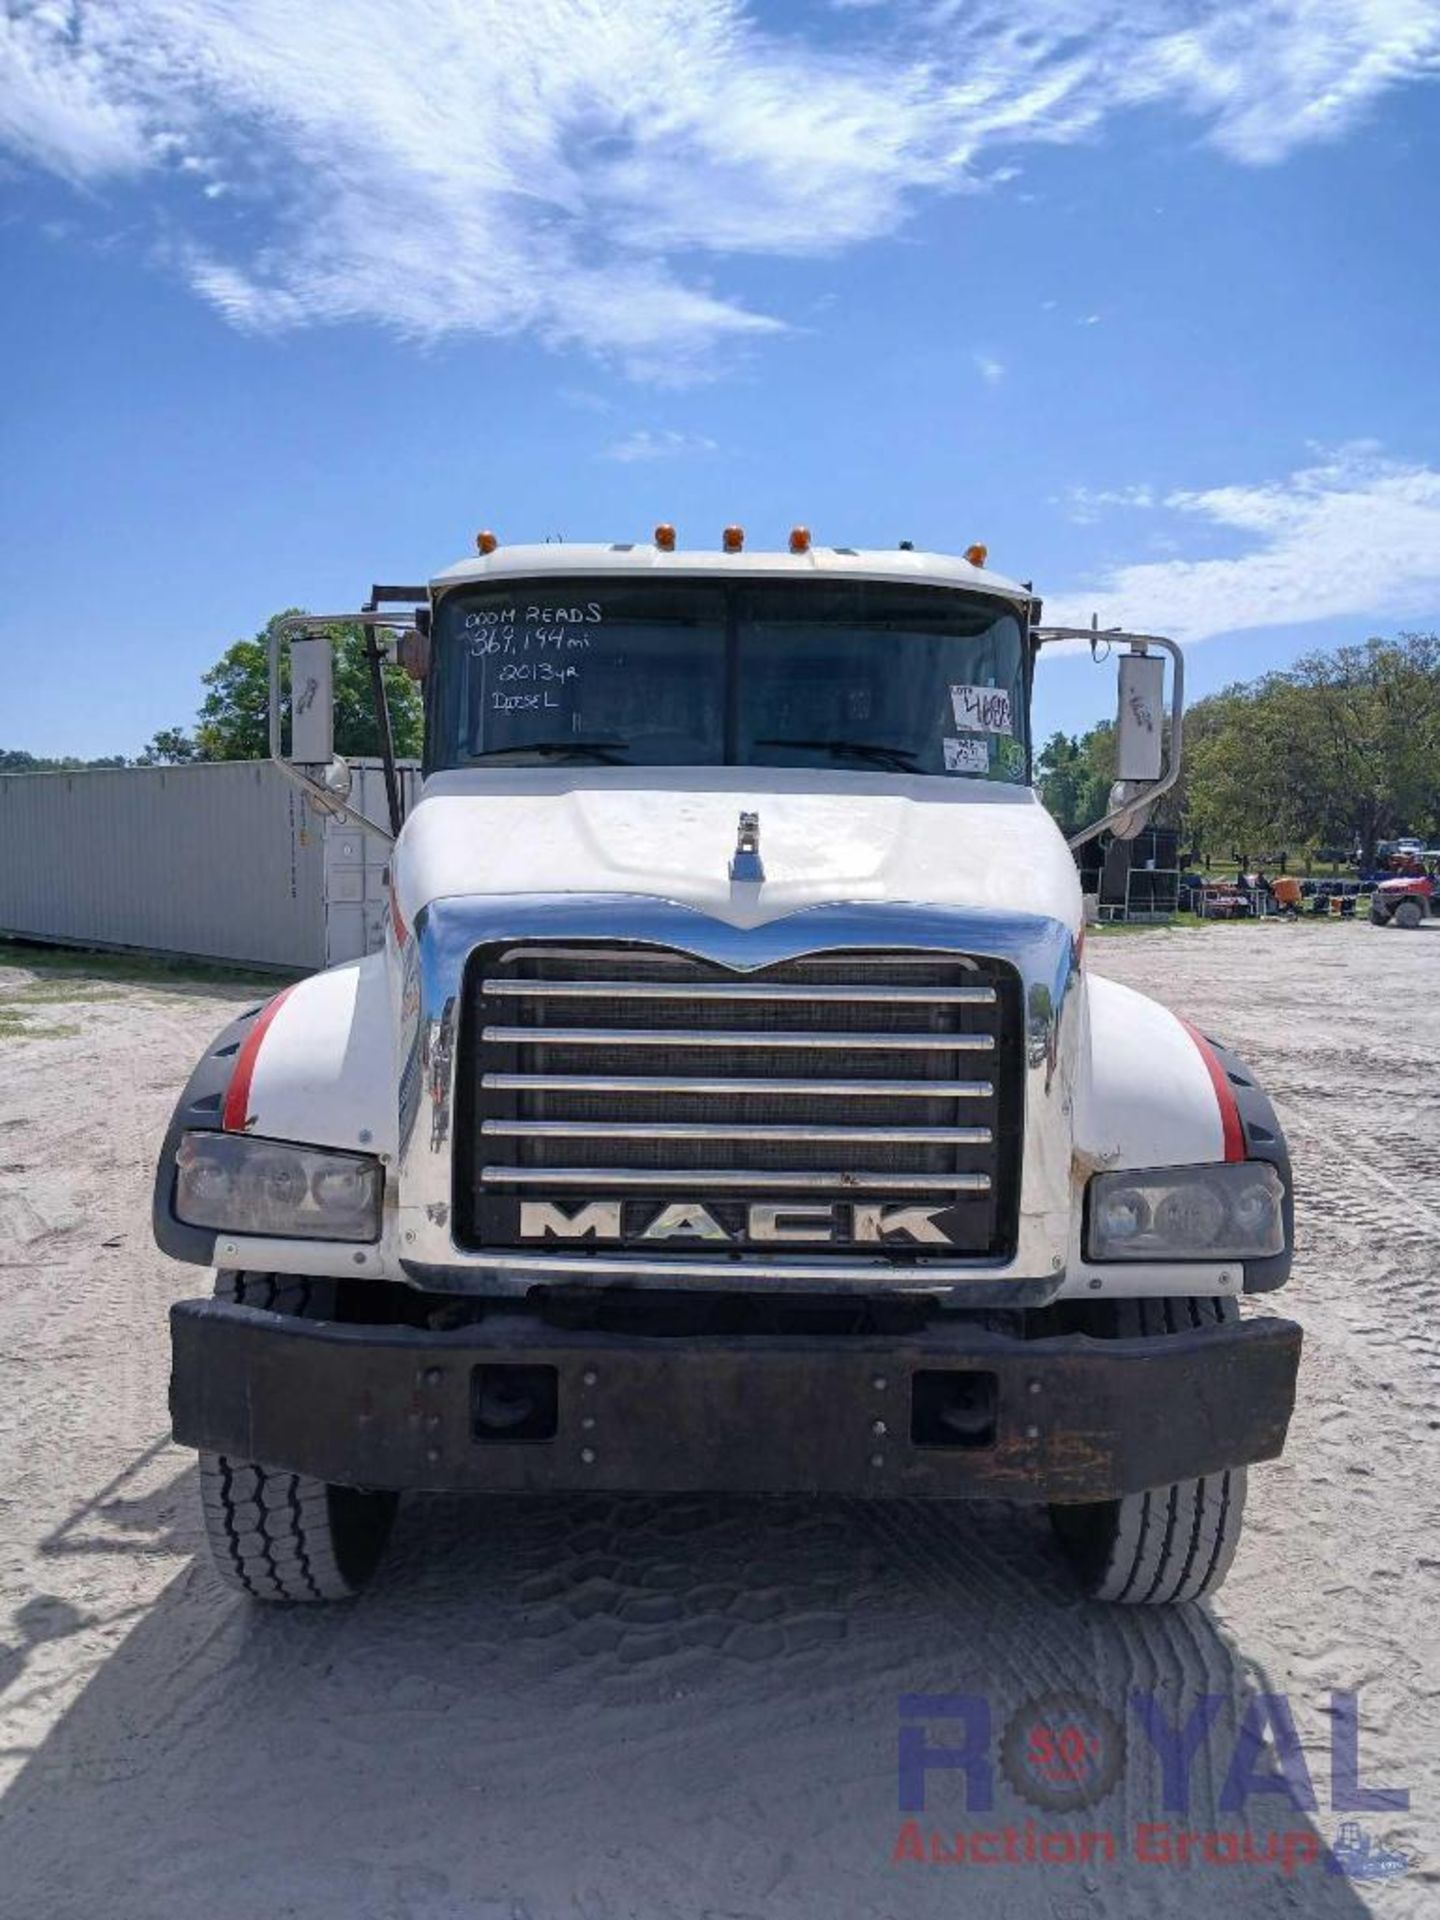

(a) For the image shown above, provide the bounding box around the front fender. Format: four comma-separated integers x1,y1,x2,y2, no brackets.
229,955,399,1157
1072,976,1292,1293
152,954,399,1267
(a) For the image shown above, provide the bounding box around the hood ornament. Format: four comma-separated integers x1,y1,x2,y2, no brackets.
729,810,765,883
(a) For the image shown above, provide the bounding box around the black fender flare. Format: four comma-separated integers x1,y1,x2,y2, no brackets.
1201,1031,1294,1294
152,1000,268,1266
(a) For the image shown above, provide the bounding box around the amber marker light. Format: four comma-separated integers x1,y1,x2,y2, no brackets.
654,523,677,551
722,525,745,553
789,526,812,554
476,529,499,555
964,542,988,567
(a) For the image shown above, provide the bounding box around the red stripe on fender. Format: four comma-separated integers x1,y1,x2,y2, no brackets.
1180,1017,1245,1163
388,878,408,947
222,986,297,1133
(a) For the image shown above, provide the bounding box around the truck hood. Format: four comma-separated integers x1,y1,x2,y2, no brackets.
395,769,1081,933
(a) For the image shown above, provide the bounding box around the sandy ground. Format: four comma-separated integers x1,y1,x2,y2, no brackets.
0,922,1436,1919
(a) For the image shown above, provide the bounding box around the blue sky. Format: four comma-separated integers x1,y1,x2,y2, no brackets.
3,0,1439,760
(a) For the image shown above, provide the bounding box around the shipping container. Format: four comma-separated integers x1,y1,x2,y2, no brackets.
0,760,417,971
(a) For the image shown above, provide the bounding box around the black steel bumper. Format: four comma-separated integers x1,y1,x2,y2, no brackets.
170,1299,1301,1502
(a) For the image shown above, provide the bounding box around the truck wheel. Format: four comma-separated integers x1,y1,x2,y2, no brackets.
1049,1297,1247,1605
197,1271,398,1603
1393,898,1424,930
1369,902,1390,925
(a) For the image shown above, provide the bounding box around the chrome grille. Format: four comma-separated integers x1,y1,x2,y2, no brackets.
456,945,1022,1258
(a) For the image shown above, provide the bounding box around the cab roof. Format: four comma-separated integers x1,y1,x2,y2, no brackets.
430,541,1030,605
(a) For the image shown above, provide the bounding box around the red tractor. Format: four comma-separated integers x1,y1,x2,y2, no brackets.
1370,857,1440,928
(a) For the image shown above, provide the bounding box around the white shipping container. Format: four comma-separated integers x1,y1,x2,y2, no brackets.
0,759,418,971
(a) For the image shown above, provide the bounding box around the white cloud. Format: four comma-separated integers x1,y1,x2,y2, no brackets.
1063,483,1157,523
973,351,1006,386
559,387,616,416
0,9,147,180
1048,446,1440,642
2,2,1438,367
602,428,719,463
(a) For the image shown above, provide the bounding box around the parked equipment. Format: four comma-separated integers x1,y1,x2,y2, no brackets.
1370,856,1440,929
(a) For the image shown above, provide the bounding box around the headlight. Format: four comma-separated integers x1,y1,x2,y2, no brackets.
175,1133,382,1242
1086,1163,1284,1262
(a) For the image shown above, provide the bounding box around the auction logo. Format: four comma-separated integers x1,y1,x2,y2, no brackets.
999,1690,1126,1814
894,1688,1412,1878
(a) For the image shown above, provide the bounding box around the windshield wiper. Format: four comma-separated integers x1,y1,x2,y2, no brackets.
755,737,920,771
470,740,629,764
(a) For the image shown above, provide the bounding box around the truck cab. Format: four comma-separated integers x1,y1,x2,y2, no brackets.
155,533,1301,1605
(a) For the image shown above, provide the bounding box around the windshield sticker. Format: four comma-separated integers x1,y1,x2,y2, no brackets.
944,736,989,775
997,737,1026,778
951,684,1014,735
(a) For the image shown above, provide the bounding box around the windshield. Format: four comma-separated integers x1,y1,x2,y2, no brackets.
428,578,1029,782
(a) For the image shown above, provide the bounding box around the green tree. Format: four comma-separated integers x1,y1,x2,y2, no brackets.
137,726,204,765
1036,724,1115,837
1182,634,1440,867
196,611,423,762
0,748,129,771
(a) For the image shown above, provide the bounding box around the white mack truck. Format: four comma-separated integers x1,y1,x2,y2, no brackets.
155,529,1301,1605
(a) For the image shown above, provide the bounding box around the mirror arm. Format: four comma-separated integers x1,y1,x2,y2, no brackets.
269,612,413,848
1031,626,1185,851
362,625,404,837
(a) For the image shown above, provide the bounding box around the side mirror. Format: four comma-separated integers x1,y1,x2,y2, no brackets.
270,611,404,848
305,756,354,820
1104,779,1155,842
1115,651,1165,782
289,636,335,765
397,626,430,682
1030,624,1184,852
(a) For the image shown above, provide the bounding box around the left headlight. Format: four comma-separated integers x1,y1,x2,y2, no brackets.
1086,1162,1285,1262
175,1133,382,1243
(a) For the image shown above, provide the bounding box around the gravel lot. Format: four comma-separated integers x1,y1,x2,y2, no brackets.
0,922,1435,1919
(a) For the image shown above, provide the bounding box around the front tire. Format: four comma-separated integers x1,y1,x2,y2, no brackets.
1049,1297,1248,1604
197,1272,398,1602
1393,898,1424,930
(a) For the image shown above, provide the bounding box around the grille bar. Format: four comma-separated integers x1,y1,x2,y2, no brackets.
482,1073,995,1098
482,977,996,1005
482,1119,994,1144
481,1025,994,1052
495,946,982,971
482,1165,993,1191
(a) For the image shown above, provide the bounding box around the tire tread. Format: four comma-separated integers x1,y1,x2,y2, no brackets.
1051,1294,1248,1605
197,1270,393,1603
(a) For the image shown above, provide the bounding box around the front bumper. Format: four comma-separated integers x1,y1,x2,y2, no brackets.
170,1300,1301,1502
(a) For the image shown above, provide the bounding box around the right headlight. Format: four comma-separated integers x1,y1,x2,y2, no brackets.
1086,1162,1285,1262
174,1132,382,1242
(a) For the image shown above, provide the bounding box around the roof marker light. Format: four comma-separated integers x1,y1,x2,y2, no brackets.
789,526,812,554
476,530,499,555
965,542,988,568
723,525,745,553
654,523,677,551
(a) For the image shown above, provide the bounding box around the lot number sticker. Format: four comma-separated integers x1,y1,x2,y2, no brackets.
943,736,990,775
951,684,1014,735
